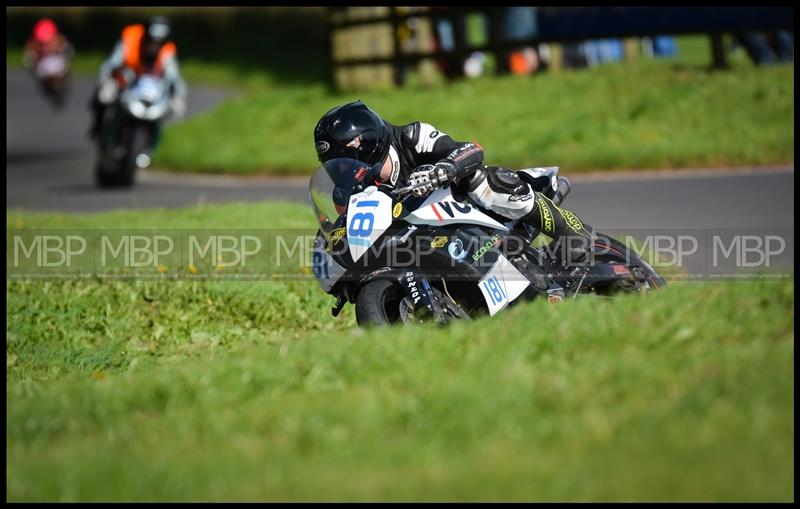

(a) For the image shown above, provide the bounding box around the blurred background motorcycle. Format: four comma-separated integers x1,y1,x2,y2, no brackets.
22,18,73,109
94,67,177,187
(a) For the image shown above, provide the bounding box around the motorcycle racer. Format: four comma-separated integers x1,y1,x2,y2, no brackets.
23,18,74,70
88,16,187,140
313,100,596,266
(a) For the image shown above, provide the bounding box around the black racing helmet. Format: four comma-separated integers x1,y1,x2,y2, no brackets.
313,101,391,182
147,16,172,44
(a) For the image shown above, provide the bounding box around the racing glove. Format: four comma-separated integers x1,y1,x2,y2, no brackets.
406,161,458,197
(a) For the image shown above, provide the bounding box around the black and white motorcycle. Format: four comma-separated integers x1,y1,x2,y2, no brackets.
95,69,173,188
309,158,666,326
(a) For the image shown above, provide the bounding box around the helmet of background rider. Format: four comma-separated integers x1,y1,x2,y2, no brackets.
33,18,58,44
141,16,172,67
313,100,391,184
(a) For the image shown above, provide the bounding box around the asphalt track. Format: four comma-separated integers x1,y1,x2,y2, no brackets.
7,70,794,273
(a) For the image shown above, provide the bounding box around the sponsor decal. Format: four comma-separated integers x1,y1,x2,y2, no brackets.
508,193,533,203
346,135,362,149
431,236,448,248
330,227,346,244
354,166,367,181
448,238,468,261
447,144,481,163
415,123,444,153
396,225,417,243
472,234,502,261
611,263,630,275
315,140,330,155
388,146,400,185
367,266,393,278
404,271,421,305
431,200,472,221
558,208,584,233
537,197,554,234
393,202,403,218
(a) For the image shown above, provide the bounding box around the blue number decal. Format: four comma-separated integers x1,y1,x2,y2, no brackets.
348,200,380,238
482,276,507,304
312,250,329,280
348,213,374,237
357,200,380,208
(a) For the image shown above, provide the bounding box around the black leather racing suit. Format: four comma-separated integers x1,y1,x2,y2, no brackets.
382,120,596,264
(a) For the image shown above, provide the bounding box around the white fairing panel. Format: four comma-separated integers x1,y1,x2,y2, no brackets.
346,186,394,262
478,254,531,316
405,188,509,232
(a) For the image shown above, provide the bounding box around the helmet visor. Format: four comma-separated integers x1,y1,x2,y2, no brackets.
148,22,170,40
308,158,383,234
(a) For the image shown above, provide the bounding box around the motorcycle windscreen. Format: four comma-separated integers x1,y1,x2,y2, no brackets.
120,74,170,121
130,74,165,102
308,158,382,237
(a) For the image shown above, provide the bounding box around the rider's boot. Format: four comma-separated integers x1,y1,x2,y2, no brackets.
522,191,597,271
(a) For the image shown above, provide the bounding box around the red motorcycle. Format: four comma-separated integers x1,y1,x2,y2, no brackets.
32,51,72,109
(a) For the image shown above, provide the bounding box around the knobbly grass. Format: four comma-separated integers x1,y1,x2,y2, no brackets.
6,201,795,501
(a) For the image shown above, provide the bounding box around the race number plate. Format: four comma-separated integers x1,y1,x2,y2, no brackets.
346,186,393,262
312,235,346,293
478,254,530,316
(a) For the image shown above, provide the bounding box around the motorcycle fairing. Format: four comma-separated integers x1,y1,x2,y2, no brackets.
404,188,509,232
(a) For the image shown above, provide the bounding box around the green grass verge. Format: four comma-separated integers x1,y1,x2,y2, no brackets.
6,202,795,501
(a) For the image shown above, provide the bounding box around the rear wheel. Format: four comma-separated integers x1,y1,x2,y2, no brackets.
592,233,667,291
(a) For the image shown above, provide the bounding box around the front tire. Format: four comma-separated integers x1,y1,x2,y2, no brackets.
355,279,470,327
355,280,408,327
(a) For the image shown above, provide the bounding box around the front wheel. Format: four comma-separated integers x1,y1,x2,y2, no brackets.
355,280,412,327
355,279,468,327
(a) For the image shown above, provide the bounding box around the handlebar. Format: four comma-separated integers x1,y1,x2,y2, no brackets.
392,172,572,204
391,184,416,199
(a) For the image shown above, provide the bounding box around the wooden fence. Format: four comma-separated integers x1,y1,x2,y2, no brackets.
330,6,794,90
